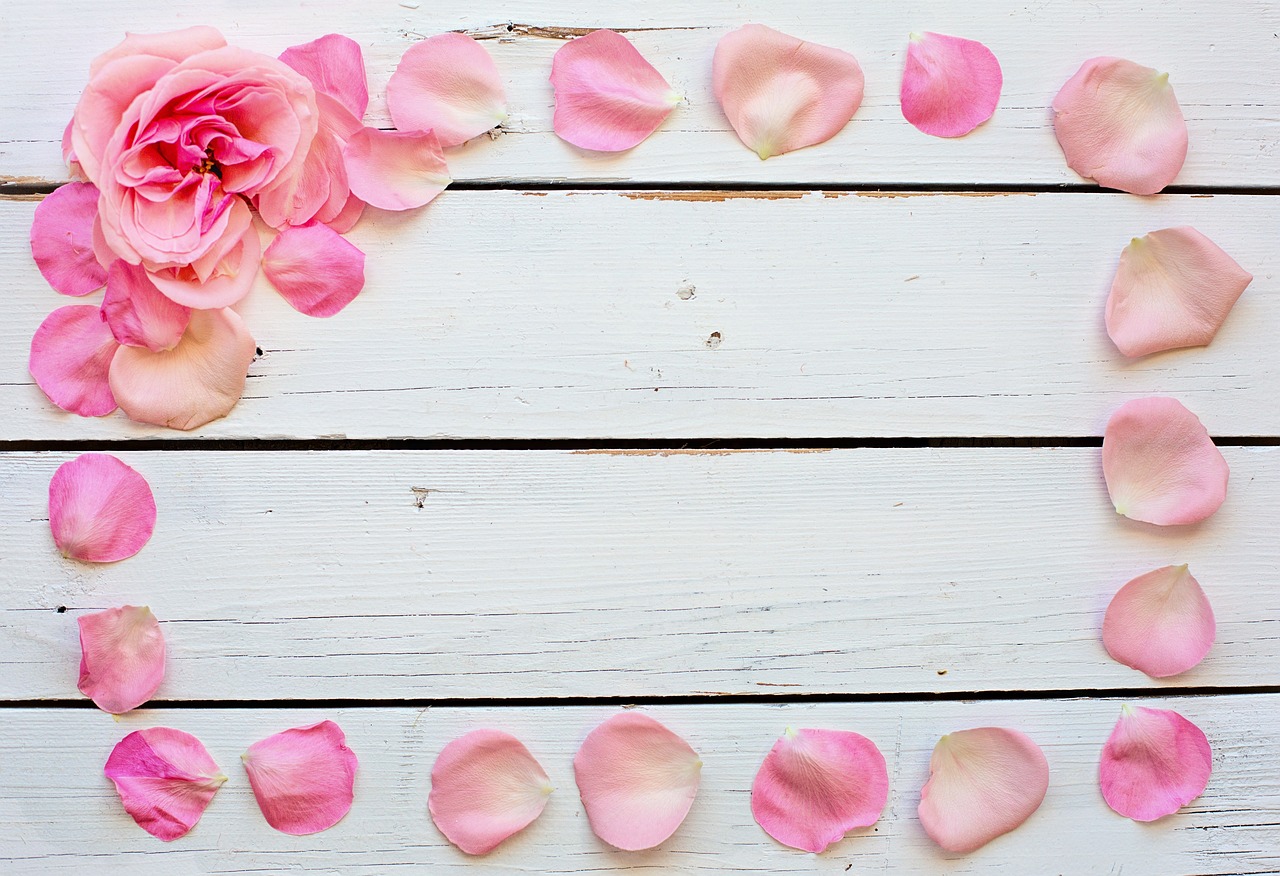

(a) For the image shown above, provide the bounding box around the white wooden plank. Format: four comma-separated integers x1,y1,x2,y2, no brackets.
1,696,1276,874
2,191,1278,440
2,1,1278,187
3,448,1278,700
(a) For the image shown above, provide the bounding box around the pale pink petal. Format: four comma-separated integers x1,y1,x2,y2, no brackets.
917,727,1049,853
573,712,702,850
280,34,370,119
1102,397,1228,526
1106,227,1252,358
262,224,366,318
62,118,86,179
429,729,553,855
1052,57,1188,194
1099,706,1212,821
325,191,366,234
712,24,864,159
102,261,191,351
105,727,227,841
751,728,888,853
78,605,165,713
30,182,108,296
109,307,256,431
88,26,227,76
242,720,358,835
49,453,156,562
145,206,261,310
343,127,451,211
549,30,679,152
1103,565,1215,678
900,32,1002,138
387,33,507,148
29,305,119,417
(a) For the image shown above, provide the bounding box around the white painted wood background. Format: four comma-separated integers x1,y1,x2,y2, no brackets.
2,1,1278,873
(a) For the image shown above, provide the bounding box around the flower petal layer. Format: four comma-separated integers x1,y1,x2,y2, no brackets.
262,224,366,317
429,729,553,854
712,24,864,159
78,605,165,713
1103,565,1215,678
29,305,119,417
1099,706,1212,821
104,727,227,841
48,453,156,562
917,727,1049,853
1052,57,1187,194
108,307,256,431
549,30,679,152
343,127,451,211
751,728,888,853
102,260,191,351
387,34,507,148
573,712,702,850
900,32,1002,137
30,182,108,296
280,34,370,120
1102,397,1228,526
1106,227,1252,358
242,720,358,835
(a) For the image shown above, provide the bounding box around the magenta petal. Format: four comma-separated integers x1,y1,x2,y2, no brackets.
48,453,156,562
102,261,192,351
900,32,1002,137
387,33,507,148
29,305,120,417
751,728,888,853
105,728,227,841
30,183,108,297
242,721,358,835
429,729,553,855
1103,565,1215,678
280,34,369,119
78,605,165,713
1099,706,1212,821
343,127,451,211
262,224,366,318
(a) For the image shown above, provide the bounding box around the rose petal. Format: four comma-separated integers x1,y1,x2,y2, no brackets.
325,191,366,235
917,727,1049,853
429,729,553,855
262,224,366,318
1102,397,1228,526
712,24,864,159
145,206,261,310
343,127,451,211
88,26,227,77
900,32,1002,138
751,728,888,853
105,727,228,841
242,720,358,835
62,118,86,179
387,33,507,148
1106,227,1252,359
1103,565,1215,678
102,261,192,351
280,34,369,120
31,183,108,297
109,307,256,431
549,30,679,152
78,605,165,713
29,305,119,417
1052,57,1188,195
573,712,702,851
1099,706,1212,821
49,453,156,562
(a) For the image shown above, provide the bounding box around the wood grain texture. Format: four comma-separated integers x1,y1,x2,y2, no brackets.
3,448,1278,701
2,1,1278,187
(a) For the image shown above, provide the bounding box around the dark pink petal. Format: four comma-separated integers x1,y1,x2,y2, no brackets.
280,34,369,119
262,224,366,318
29,305,119,417
751,728,888,853
1106,227,1252,358
550,30,679,152
713,24,864,159
1053,57,1187,194
78,605,165,713
48,453,156,562
105,727,227,841
917,728,1049,853
242,720,359,835
30,182,108,296
429,729,553,855
1103,565,1215,678
1099,706,1212,821
343,127,451,211
102,261,191,351
900,32,1002,138
387,33,507,148
574,712,702,850
1102,397,1228,526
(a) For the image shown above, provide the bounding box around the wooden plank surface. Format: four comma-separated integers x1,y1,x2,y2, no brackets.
3,1,1278,188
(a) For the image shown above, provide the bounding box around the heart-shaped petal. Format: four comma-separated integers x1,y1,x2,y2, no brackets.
48,453,156,562
387,33,507,148
900,32,1002,138
262,224,366,318
343,127,451,211
105,727,227,841
1103,565,1215,678
29,304,119,417
78,605,165,713
102,260,191,352
30,182,108,296
242,720,358,835
1099,706,1212,821
280,34,369,120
